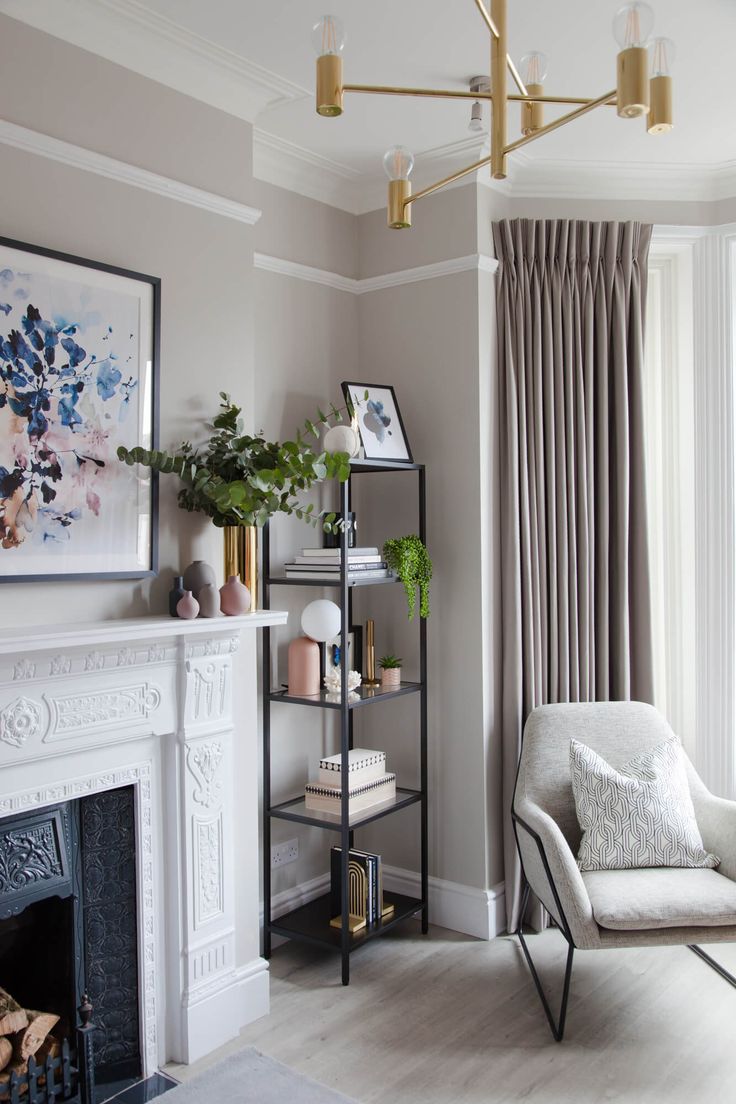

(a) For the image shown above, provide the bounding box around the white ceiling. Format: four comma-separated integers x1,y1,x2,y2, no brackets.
3,0,735,212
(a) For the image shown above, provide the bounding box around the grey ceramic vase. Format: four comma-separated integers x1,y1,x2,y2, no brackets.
197,582,220,619
168,575,186,618
183,560,216,596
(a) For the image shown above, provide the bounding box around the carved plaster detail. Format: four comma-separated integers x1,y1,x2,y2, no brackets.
189,663,228,722
46,684,161,737
185,637,238,660
116,647,137,667
84,651,105,672
12,659,36,681
0,697,42,749
49,655,72,677
186,740,224,809
195,816,223,925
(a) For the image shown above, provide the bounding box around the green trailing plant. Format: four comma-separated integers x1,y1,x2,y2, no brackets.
118,393,357,530
378,654,402,670
382,535,432,620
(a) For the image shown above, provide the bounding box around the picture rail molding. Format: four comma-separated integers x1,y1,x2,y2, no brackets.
253,252,498,295
0,119,262,226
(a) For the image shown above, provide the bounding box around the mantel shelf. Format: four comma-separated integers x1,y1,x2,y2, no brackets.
0,610,289,656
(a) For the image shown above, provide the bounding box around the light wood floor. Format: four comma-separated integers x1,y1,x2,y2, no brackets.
165,922,736,1103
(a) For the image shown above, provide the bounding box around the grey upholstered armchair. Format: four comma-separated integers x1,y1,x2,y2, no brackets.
512,701,736,1041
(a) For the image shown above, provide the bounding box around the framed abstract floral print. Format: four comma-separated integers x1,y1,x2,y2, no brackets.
341,381,412,463
0,237,159,582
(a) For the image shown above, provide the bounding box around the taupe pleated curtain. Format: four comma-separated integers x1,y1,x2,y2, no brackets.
493,219,655,932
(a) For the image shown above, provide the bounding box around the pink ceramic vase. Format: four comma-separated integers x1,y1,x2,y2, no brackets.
220,574,251,616
176,591,200,619
288,637,320,696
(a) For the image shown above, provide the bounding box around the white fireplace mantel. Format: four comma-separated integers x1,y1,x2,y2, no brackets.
0,610,287,1069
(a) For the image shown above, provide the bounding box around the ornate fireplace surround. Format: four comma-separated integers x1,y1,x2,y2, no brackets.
0,611,287,1070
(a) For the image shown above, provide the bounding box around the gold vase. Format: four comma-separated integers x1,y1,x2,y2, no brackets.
223,525,259,612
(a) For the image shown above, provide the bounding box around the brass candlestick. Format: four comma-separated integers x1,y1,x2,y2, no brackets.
364,619,380,687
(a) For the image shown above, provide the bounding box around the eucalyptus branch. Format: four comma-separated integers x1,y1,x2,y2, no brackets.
118,392,355,530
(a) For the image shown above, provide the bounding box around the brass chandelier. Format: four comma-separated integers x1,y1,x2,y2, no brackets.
312,1,674,228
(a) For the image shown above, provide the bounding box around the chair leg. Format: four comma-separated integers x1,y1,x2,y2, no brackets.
688,944,736,989
516,883,575,1042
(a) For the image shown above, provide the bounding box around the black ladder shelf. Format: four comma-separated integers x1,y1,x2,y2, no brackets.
261,458,429,985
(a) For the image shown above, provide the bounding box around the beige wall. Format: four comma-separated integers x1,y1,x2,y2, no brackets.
358,183,481,277
253,180,358,277
355,267,491,889
4,6,736,939
252,182,360,896
0,14,263,981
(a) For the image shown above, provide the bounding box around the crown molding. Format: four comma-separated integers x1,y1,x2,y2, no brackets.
496,150,736,203
0,119,262,225
254,130,497,215
254,125,736,215
254,252,497,294
253,130,364,215
0,0,307,122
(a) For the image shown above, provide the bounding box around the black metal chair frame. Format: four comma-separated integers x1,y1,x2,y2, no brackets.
512,811,736,1042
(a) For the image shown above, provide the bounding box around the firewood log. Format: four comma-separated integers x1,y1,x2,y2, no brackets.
33,1036,60,1066
0,991,27,1036
13,1012,59,1062
0,1041,10,1074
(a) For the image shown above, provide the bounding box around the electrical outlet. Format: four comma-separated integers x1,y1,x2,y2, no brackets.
271,838,299,869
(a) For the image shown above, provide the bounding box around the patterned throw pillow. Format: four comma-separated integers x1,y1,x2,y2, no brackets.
570,738,719,871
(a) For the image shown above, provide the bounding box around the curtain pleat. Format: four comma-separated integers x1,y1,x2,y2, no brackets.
494,219,655,933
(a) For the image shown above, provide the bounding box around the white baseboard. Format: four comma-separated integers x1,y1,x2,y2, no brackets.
382,865,506,941
262,868,506,942
179,957,269,1064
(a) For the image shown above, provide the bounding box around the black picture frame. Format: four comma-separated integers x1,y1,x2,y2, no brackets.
0,236,160,582
341,381,413,463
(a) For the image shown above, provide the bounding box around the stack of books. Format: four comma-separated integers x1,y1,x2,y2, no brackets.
304,748,396,816
283,546,392,582
329,845,394,932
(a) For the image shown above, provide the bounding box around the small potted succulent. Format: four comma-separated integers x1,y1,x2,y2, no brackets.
379,654,403,690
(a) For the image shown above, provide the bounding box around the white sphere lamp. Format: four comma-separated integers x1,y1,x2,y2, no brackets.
323,423,359,457
301,599,341,642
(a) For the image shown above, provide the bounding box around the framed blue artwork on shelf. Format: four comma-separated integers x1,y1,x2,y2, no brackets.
342,381,413,463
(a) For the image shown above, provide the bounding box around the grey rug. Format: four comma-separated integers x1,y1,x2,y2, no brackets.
164,1048,359,1104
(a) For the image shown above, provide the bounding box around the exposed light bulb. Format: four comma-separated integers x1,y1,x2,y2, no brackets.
468,101,484,133
650,36,675,77
383,146,414,181
520,51,548,86
311,14,346,57
613,2,655,49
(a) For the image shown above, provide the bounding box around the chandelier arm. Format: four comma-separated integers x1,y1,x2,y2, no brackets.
472,0,528,97
509,93,618,107
503,89,617,155
402,154,494,209
342,84,615,107
343,84,492,100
